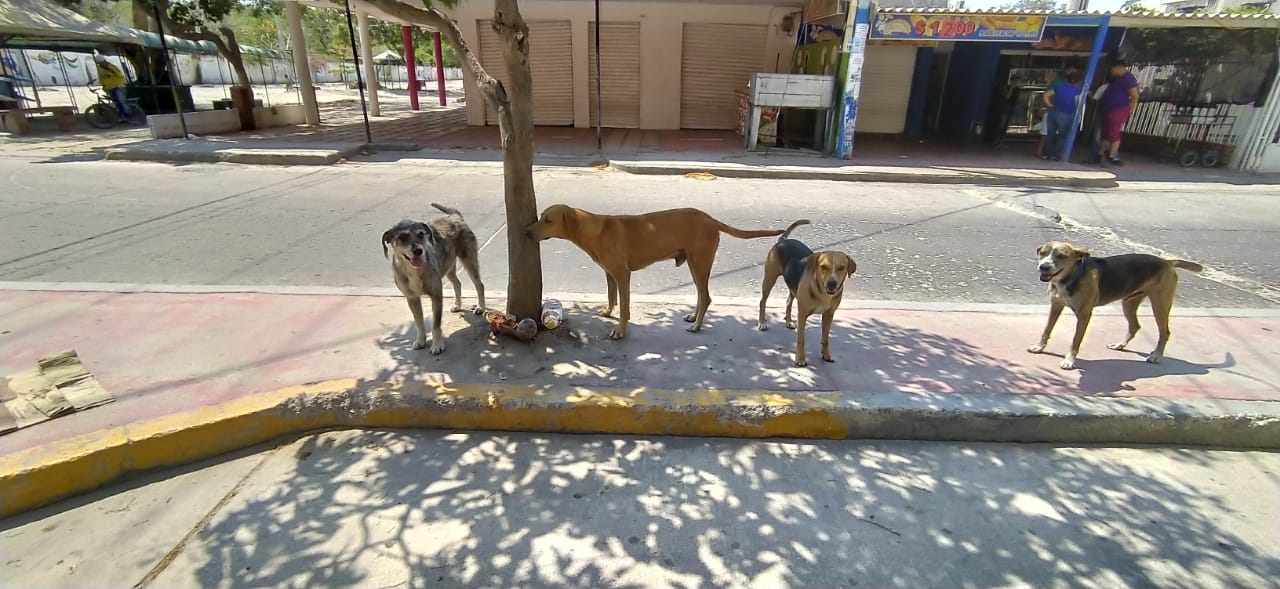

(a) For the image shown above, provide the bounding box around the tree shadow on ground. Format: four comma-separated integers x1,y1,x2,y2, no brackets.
371,302,1237,399
177,428,1280,589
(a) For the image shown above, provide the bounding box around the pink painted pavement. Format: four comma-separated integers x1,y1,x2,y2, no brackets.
2,289,1277,455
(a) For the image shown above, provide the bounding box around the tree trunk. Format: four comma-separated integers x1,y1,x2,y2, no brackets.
125,0,163,81
356,0,544,319
490,0,542,320
215,27,253,90
148,0,255,128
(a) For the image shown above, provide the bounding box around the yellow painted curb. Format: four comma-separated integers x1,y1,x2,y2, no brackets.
0,378,846,519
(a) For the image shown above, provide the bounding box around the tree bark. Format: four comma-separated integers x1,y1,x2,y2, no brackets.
150,0,252,89
357,0,543,319
490,0,542,320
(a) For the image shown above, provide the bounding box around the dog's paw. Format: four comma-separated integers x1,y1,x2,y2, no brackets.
757,322,768,332
1106,342,1128,351
598,307,614,318
822,354,833,363
682,313,696,323
471,305,484,316
785,321,796,330
794,358,809,368
450,304,464,313
686,324,702,333
1027,343,1047,354
412,339,429,350
608,327,626,340
1059,357,1077,370
429,342,445,355
1145,353,1163,364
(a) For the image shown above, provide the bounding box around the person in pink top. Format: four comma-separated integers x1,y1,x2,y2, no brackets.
1095,59,1140,166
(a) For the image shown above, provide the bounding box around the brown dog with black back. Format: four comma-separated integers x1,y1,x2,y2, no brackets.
527,205,785,339
756,220,857,367
1028,240,1203,369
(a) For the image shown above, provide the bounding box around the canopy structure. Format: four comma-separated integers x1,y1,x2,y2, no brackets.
0,0,139,50
0,0,283,57
372,48,401,63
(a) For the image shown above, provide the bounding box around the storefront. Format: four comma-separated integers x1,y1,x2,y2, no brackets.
861,9,1116,157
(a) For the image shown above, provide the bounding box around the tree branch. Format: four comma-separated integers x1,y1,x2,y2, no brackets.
150,0,251,86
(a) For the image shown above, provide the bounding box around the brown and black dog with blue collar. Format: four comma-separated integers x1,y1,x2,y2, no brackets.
757,220,857,367
1028,240,1203,370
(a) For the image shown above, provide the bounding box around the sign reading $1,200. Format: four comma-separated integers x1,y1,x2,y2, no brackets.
869,13,1047,42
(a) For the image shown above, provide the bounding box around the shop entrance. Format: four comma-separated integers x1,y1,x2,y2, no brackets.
989,52,1092,145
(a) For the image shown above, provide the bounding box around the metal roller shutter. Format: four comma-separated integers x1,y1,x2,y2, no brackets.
680,23,768,129
854,46,916,134
589,22,641,128
478,19,574,126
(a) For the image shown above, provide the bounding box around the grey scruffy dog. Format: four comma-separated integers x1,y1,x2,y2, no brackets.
382,203,486,354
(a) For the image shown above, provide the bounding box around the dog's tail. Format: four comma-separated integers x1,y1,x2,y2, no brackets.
431,202,463,217
713,219,787,240
778,219,811,242
1169,259,1205,273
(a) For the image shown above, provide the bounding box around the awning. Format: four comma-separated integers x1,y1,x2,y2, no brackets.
0,0,283,58
0,0,139,47
373,49,402,63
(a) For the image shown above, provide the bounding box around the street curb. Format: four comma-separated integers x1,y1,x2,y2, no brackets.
609,161,1120,188
2,378,1277,519
102,145,361,166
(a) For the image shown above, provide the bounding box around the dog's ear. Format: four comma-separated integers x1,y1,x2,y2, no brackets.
381,228,394,259
845,255,857,277
420,223,438,246
1036,243,1051,257
801,253,815,270
1074,245,1092,258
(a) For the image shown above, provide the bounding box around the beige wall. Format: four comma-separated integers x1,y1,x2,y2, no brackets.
448,0,803,129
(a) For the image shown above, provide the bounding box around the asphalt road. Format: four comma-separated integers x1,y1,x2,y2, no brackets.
2,156,1277,307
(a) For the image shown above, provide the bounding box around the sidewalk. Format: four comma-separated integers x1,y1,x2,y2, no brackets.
11,122,1278,187
4,430,1277,589
2,287,1277,516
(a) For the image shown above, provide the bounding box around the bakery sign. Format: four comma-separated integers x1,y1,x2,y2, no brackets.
870,13,1047,42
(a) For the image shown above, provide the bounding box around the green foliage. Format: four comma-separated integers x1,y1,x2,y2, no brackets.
62,0,460,67
1224,4,1270,14
299,5,457,66
68,0,133,25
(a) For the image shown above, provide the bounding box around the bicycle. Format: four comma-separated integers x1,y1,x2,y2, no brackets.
84,87,146,129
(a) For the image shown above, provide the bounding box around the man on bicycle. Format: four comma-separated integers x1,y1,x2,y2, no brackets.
93,54,130,121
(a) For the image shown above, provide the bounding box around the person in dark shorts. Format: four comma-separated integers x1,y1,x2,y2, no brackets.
1096,59,1139,166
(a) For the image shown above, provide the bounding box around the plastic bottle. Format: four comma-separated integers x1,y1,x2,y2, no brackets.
540,299,564,330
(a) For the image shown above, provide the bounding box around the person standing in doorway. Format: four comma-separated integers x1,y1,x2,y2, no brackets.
1096,59,1139,166
1040,67,1082,161
93,53,129,121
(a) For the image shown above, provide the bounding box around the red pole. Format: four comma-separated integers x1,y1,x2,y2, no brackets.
433,31,446,106
402,25,419,111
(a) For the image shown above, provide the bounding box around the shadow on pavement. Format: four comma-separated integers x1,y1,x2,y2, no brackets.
367,304,1238,400
177,428,1280,588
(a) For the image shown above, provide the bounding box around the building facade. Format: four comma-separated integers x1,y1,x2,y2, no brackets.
448,0,807,130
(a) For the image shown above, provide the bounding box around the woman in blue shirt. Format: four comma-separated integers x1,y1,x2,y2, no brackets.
1040,68,1082,161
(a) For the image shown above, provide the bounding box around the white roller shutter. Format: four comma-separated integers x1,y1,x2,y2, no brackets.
478,19,574,126
680,23,768,130
589,22,641,128
854,46,916,134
